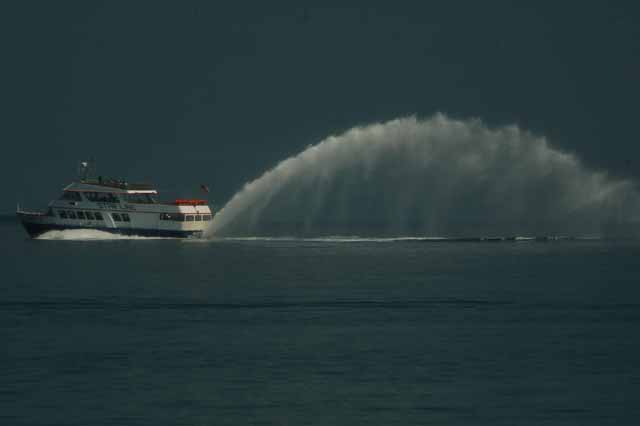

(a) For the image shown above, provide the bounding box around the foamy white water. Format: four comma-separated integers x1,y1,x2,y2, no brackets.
214,235,594,243
36,229,171,241
207,114,640,238
217,236,449,243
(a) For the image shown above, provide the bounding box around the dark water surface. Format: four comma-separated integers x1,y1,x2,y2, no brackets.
2,221,640,425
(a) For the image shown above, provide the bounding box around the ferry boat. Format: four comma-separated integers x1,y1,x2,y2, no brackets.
17,162,213,239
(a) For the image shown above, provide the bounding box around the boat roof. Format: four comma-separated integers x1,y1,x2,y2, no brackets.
64,180,158,194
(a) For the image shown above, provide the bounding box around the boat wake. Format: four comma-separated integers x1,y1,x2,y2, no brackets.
213,235,594,243
35,229,172,241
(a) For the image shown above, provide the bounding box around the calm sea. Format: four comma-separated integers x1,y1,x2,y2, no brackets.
2,219,640,425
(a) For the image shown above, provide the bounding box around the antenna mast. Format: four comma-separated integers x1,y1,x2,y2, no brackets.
77,158,97,182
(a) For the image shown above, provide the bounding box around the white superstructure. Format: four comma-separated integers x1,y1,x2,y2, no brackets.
17,169,213,238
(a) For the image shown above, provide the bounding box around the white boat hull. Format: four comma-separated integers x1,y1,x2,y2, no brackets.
18,211,206,238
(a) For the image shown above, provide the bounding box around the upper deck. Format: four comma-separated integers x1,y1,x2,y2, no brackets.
65,179,158,194
56,179,210,211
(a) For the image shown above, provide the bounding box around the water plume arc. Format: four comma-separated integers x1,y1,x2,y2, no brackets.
207,115,639,237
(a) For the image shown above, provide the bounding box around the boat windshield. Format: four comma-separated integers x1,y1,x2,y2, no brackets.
83,192,120,203
124,193,157,204
59,191,82,201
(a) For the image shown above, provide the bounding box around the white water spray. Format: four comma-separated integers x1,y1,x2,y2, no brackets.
36,229,170,241
207,115,639,237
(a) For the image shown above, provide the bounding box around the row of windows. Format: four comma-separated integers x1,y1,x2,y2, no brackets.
59,210,104,220
83,191,120,203
123,193,157,204
187,214,212,222
60,191,119,203
60,191,82,202
112,213,130,222
58,209,210,223
61,191,155,204
59,210,132,223
159,213,212,222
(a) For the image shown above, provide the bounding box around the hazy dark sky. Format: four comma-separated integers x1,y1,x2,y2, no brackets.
2,1,640,211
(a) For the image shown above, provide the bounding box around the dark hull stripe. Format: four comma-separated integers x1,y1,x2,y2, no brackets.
20,221,203,239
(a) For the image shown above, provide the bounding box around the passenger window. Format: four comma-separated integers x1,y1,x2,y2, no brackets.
94,212,103,220
68,211,77,219
87,192,119,203
60,191,82,201
59,211,68,219
125,194,156,204
84,192,98,202
195,215,202,221
186,215,194,222
77,211,86,219
202,214,212,221
112,213,121,222
122,213,130,222
85,211,94,220
161,213,185,221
